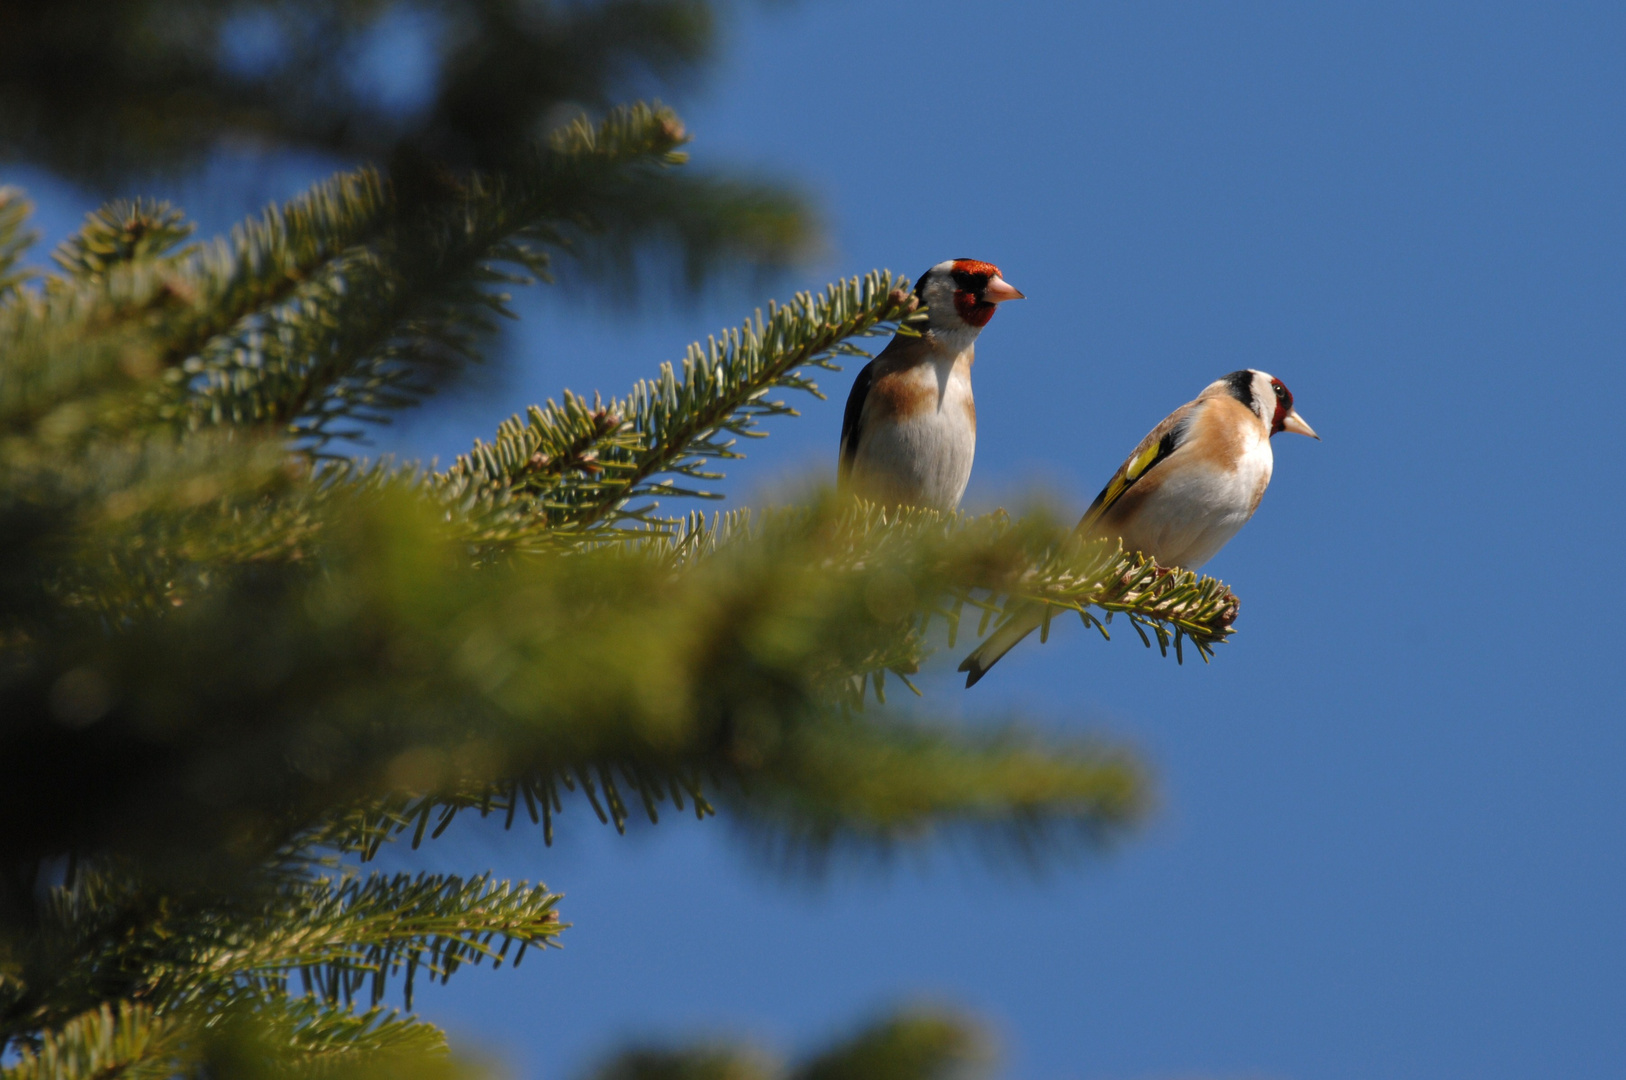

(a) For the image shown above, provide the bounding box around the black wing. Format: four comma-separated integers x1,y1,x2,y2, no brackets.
838,360,875,486
1077,404,1195,534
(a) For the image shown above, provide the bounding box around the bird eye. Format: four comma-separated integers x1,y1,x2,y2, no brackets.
1274,383,1289,399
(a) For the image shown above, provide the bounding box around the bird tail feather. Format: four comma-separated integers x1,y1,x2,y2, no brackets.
957,605,1046,688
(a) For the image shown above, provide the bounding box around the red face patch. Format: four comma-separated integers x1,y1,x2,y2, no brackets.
949,259,1003,327
953,290,996,326
1268,378,1294,434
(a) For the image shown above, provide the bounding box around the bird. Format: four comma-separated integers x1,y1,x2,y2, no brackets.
958,368,1319,687
838,258,1024,510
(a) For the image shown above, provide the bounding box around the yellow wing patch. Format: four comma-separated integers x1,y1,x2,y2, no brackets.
1126,439,1164,481
1076,422,1184,534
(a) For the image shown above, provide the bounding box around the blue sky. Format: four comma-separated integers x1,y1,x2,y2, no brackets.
16,2,1626,1077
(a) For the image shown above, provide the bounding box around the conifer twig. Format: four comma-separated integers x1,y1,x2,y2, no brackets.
441,272,920,540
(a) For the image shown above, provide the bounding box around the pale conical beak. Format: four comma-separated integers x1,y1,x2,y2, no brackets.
1281,409,1319,439
981,275,1025,303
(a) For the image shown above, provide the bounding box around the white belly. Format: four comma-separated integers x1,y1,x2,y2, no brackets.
1128,433,1273,569
850,369,976,511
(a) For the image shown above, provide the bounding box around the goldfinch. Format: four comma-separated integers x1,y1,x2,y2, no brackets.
839,259,1024,510
959,369,1319,687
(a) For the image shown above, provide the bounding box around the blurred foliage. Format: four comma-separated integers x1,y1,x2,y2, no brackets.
590,1008,990,1080
0,0,816,297
0,4,1245,1076
0,0,713,180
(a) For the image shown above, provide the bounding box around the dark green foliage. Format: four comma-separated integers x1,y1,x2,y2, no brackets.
0,0,812,299
0,140,1240,1071
796,1011,988,1080
0,7,1245,1076
52,200,198,280
595,1047,775,1080
2,996,462,1080
0,0,710,182
0,188,38,297
590,1008,989,1080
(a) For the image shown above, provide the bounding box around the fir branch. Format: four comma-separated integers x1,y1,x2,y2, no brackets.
0,1001,183,1080
213,872,564,1011
331,710,1145,884
0,277,161,435
441,272,920,539
661,499,1240,693
0,169,391,436
0,188,37,299
0,431,318,629
51,199,196,281
6,860,555,1041
239,995,451,1069
732,717,1145,862
329,764,718,857
0,492,1229,872
164,104,707,447
0,996,454,1080
151,168,391,372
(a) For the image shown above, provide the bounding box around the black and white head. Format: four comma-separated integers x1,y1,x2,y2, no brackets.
1215,370,1319,439
912,258,1024,340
